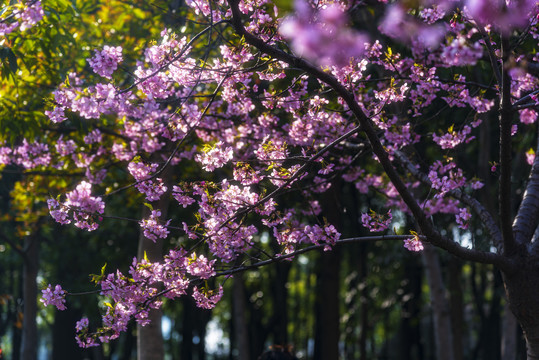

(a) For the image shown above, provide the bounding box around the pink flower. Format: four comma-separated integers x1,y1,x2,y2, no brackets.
17,1,44,31
520,109,538,125
465,0,536,32
75,317,89,332
45,106,68,124
192,285,223,309
279,0,367,67
361,209,392,232
526,149,536,166
139,210,170,242
403,235,424,252
88,46,123,79
456,208,472,229
186,254,216,279
195,142,234,171
40,284,67,310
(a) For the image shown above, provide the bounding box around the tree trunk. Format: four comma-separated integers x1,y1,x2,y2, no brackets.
269,241,291,347
313,182,342,360
181,295,194,360
400,255,423,360
232,273,250,360
503,258,539,360
137,185,171,360
20,236,38,360
501,301,518,360
137,207,165,360
313,248,341,360
422,244,455,360
52,307,84,359
448,258,463,360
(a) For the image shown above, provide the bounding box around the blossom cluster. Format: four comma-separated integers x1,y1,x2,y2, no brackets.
40,284,67,310
87,46,124,79
403,234,424,252
0,1,44,37
47,181,105,231
361,210,393,232
41,249,223,346
279,0,368,67
455,207,472,230
139,210,170,242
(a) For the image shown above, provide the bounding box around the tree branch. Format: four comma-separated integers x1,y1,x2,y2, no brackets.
499,36,516,253
225,0,515,273
476,25,502,86
393,150,504,252
215,235,419,277
515,126,539,245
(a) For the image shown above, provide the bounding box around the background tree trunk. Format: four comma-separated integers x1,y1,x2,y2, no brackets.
20,235,38,360
313,182,342,360
52,307,83,359
501,301,518,360
448,257,464,360
313,249,341,360
137,177,171,360
232,273,250,360
137,221,165,360
269,242,291,347
422,244,455,360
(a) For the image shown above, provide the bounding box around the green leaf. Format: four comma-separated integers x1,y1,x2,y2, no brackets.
143,202,153,211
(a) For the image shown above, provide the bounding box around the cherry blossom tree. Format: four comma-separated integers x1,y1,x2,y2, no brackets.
2,0,539,358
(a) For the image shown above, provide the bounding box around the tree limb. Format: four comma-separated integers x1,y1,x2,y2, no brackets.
215,235,421,277
393,150,504,252
515,126,539,245
225,0,515,273
500,36,516,253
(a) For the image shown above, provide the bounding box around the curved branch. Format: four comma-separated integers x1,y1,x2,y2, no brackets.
226,0,515,273
393,150,504,251
499,36,516,253
215,235,418,277
515,126,539,245
476,25,502,86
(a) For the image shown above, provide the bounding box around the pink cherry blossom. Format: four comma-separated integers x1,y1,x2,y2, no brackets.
88,46,123,79
40,284,67,310
403,235,424,252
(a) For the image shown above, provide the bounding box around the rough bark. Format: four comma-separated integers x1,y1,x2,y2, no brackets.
422,244,455,360
20,236,38,360
515,127,539,246
502,255,539,360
